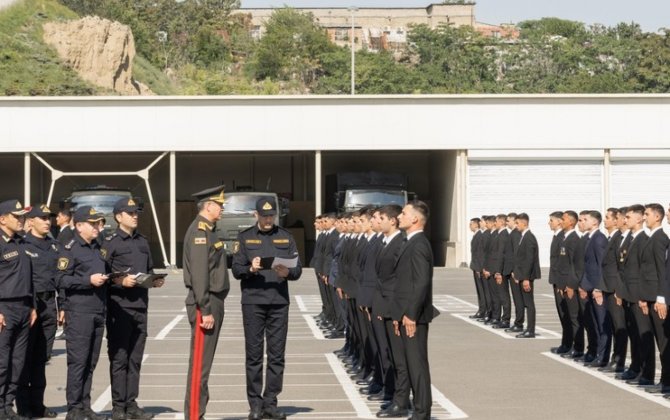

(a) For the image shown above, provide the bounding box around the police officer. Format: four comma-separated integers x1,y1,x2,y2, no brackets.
102,198,163,420
0,199,34,420
16,205,59,419
232,197,302,420
56,206,108,420
183,186,229,420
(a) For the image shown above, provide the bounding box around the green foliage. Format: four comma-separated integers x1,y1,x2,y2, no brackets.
248,8,334,86
0,0,97,95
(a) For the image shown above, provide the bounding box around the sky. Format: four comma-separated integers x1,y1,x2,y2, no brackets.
240,0,670,32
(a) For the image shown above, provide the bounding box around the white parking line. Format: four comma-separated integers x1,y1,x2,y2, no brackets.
542,352,670,409
303,314,328,340
451,314,560,340
295,295,309,312
155,315,185,340
325,353,375,419
92,354,149,411
431,385,469,419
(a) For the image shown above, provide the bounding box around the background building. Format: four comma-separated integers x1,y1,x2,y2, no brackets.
3,94,669,268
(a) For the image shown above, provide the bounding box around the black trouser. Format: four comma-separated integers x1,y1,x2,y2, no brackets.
0,300,31,413
330,286,346,333
521,281,536,334
361,309,383,386
509,277,525,327
623,301,641,373
583,292,611,362
565,290,584,352
16,295,57,414
605,292,627,367
579,292,598,357
553,286,572,349
347,299,363,362
631,303,655,381
242,304,289,411
497,275,512,324
487,276,502,321
650,307,670,385
384,319,409,409
315,272,329,319
472,271,486,315
65,310,105,411
184,292,226,420
480,274,494,318
107,304,148,410
401,323,431,420
356,306,375,377
372,315,394,394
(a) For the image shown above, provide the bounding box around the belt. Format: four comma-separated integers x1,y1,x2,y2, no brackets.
0,296,32,304
36,291,56,300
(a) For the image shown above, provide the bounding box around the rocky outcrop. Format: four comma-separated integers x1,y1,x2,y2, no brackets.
43,16,152,95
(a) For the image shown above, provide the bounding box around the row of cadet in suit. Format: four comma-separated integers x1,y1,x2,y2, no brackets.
470,206,670,396
468,212,541,338
311,202,438,420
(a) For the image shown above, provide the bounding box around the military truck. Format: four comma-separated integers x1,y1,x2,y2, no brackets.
325,172,413,213
62,186,136,234
216,191,289,256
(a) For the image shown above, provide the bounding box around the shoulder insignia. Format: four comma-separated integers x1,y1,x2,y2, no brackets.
104,234,116,241
58,257,69,270
198,221,212,231
100,248,108,259
24,250,38,258
65,239,75,250
273,239,290,244
245,239,262,245
194,237,207,245
51,243,59,252
214,241,224,250
233,241,240,254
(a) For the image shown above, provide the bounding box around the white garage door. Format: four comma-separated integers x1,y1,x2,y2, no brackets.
610,160,670,207
468,160,603,267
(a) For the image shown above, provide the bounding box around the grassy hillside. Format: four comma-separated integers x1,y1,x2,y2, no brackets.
0,0,176,96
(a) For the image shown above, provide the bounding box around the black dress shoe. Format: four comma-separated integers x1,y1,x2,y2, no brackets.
360,384,384,395
262,407,287,420
111,407,126,420
356,377,374,386
248,408,263,420
492,322,510,329
5,409,29,420
65,409,84,420
469,313,484,319
477,317,490,323
375,404,409,418
644,384,670,394
561,350,584,359
487,319,500,326
586,359,607,368
629,378,655,386
617,369,640,381
368,392,393,401
551,345,571,354
126,404,154,420
582,354,596,364
516,331,535,338
83,409,108,420
505,325,524,333
598,365,625,373
326,332,345,339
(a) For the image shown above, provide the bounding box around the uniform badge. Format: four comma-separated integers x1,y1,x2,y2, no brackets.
214,241,224,250
128,199,136,206
559,246,566,256
273,239,289,244
194,237,207,245
100,248,108,259
263,202,273,211
25,250,38,258
3,251,18,260
198,221,212,231
233,241,240,254
58,258,69,270
246,239,262,245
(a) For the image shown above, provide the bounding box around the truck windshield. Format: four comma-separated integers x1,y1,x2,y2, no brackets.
346,190,406,208
70,194,130,215
224,195,275,215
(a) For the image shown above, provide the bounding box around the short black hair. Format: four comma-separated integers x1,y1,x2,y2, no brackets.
550,211,563,219
517,213,529,222
645,203,665,218
563,210,578,222
379,204,402,223
507,212,518,219
496,214,507,221
618,206,628,215
470,217,481,223
607,207,619,218
588,210,602,224
627,204,645,215
408,200,430,222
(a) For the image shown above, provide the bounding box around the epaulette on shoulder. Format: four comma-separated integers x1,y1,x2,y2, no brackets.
104,233,117,242
64,239,75,250
198,221,213,231
239,226,254,235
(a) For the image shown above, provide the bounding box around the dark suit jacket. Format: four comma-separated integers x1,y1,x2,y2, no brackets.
504,229,521,276
391,232,436,323
622,231,649,302
555,231,585,290
469,230,484,272
580,230,608,292
513,230,541,281
321,229,339,279
373,233,405,319
639,228,669,302
328,235,345,287
599,230,623,293
310,231,324,271
482,230,494,272
484,229,507,275
356,234,383,307
548,230,565,285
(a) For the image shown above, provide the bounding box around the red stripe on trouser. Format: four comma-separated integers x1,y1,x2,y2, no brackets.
189,308,204,420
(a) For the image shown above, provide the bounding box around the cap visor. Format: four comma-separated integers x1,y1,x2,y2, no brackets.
11,209,28,216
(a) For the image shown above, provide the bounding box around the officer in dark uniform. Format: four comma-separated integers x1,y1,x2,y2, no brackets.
16,205,58,419
0,199,33,420
56,206,108,420
102,198,163,420
182,186,229,420
232,197,302,420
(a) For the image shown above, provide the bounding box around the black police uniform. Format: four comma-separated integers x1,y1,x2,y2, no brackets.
0,206,33,420
231,199,302,419
56,211,108,419
102,225,154,419
16,227,59,418
183,186,229,420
